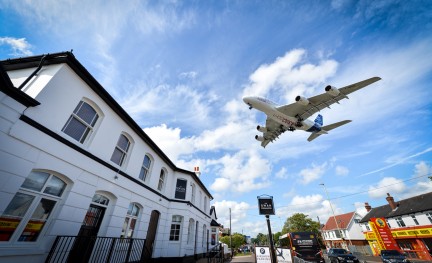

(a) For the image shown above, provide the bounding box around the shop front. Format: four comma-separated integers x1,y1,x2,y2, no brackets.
364,226,432,261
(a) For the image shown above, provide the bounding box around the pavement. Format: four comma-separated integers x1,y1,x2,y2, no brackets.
221,254,430,263
229,254,255,262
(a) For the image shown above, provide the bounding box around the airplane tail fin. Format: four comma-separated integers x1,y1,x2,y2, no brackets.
307,120,352,142
314,114,323,126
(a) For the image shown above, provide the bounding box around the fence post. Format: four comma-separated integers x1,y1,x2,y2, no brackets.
125,238,134,263
106,238,117,263
44,236,61,263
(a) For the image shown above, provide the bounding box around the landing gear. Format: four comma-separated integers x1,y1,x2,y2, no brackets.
295,114,303,127
280,125,295,132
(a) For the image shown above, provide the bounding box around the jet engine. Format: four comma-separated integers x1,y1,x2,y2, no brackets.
325,85,340,96
255,135,265,142
257,125,267,133
295,95,309,106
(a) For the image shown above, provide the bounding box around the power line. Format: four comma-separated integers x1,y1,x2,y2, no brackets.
222,173,431,211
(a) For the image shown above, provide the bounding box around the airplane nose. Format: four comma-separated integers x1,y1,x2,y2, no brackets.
242,96,250,104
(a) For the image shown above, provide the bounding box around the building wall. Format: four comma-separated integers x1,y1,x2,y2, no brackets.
360,213,432,260
0,61,214,262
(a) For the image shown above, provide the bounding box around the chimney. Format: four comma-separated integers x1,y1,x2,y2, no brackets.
365,202,372,212
386,193,397,210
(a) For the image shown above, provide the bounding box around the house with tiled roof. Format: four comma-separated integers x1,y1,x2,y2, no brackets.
359,192,432,261
321,211,369,252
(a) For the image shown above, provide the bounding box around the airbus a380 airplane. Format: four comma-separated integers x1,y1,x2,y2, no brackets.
243,77,381,147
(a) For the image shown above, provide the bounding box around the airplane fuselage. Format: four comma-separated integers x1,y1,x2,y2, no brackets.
243,96,315,132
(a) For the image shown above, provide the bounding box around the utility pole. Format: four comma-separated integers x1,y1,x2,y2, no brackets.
230,208,232,257
320,183,346,249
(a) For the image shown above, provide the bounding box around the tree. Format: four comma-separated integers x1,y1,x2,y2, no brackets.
253,233,268,245
220,233,245,251
282,213,321,234
280,213,324,248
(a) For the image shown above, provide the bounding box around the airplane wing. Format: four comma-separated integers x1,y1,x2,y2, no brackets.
277,77,381,120
259,117,287,147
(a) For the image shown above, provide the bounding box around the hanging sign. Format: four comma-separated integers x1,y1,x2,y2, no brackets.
174,179,187,199
257,196,275,215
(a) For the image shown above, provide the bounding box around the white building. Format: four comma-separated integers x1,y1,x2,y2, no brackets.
0,52,219,263
321,212,369,253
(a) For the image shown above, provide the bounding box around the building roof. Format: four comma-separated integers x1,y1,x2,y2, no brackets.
0,64,39,107
210,219,221,227
0,52,213,199
359,192,432,223
322,212,355,231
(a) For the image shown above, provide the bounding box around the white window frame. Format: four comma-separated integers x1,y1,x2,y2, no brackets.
187,218,195,245
395,217,406,227
110,133,132,166
0,171,67,243
157,168,166,191
169,215,183,241
411,215,419,225
426,212,432,224
121,203,140,238
191,184,196,204
62,100,100,144
202,224,206,247
204,196,208,213
139,154,152,182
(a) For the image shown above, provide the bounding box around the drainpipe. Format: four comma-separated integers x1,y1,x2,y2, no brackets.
18,55,47,90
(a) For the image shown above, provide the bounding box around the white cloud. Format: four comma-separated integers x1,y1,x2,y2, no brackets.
178,71,198,80
413,161,432,177
212,200,252,230
209,150,272,193
0,37,32,56
360,147,432,177
298,163,327,185
276,194,342,226
368,177,406,199
335,165,349,176
242,49,338,101
275,167,288,179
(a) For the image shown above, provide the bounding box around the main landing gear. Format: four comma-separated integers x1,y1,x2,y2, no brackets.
295,114,303,127
280,125,295,132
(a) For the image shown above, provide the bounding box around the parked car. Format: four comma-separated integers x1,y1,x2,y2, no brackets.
328,248,360,263
379,249,411,263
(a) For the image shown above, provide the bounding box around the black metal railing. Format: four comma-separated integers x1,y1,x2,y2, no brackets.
206,244,226,263
45,236,147,263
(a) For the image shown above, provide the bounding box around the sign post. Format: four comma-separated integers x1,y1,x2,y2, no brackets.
257,195,277,263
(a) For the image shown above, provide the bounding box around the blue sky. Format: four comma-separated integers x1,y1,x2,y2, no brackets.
1,0,432,237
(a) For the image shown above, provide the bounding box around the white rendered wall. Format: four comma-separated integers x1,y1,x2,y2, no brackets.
0,62,213,262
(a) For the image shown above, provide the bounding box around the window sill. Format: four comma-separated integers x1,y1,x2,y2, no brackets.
0,247,45,257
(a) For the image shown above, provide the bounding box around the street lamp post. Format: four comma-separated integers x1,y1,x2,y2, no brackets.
320,183,347,249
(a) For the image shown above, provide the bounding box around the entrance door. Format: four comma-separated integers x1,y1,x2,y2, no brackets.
68,204,106,262
142,210,160,261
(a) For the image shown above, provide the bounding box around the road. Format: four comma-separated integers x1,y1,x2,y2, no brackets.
228,254,427,263
227,253,384,263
